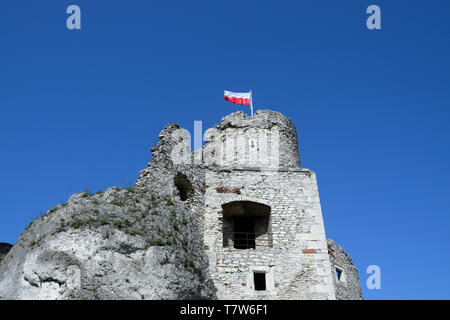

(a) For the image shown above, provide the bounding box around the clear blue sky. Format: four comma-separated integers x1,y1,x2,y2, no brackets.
1,1,449,299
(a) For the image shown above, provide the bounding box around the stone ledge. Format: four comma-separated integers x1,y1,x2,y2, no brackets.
206,166,313,174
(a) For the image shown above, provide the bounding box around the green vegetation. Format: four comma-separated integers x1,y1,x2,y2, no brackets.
71,219,86,229
172,219,179,232
110,199,125,207
151,238,166,246
182,257,195,273
160,253,170,265
166,196,174,206
25,221,34,231
22,187,205,276
114,220,124,229
128,230,139,236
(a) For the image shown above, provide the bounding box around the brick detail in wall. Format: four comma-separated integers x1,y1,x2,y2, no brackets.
216,187,241,194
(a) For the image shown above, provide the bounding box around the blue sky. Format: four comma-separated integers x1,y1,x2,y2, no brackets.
1,1,450,299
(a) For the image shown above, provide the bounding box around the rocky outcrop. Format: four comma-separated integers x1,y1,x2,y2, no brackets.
327,239,363,300
0,124,216,300
0,243,12,264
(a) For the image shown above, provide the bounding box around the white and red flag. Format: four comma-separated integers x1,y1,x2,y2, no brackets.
224,90,251,105
224,90,254,115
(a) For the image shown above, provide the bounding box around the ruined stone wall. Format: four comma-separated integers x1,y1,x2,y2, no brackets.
135,123,207,231
134,109,361,300
327,239,363,300
202,167,335,299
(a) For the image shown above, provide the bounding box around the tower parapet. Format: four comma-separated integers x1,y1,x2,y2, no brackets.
202,110,300,168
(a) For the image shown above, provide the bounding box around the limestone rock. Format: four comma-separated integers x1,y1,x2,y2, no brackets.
0,123,216,300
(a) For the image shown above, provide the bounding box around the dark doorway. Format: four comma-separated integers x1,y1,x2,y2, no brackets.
254,272,266,291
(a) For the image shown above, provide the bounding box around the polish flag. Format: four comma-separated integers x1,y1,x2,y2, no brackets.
224,90,251,105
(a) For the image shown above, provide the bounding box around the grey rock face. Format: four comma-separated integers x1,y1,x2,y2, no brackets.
0,124,216,300
0,189,215,300
327,239,363,300
0,243,12,264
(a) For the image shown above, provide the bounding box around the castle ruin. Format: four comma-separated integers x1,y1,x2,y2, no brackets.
136,109,363,300
0,109,363,300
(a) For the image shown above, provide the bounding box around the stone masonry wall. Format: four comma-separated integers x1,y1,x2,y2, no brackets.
203,167,335,299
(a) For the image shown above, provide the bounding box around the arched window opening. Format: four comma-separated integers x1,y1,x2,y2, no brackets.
222,201,272,249
174,173,193,202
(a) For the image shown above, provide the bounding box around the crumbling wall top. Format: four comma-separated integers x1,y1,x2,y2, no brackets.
217,110,297,131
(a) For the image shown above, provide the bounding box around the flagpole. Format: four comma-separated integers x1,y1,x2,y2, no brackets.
250,90,254,116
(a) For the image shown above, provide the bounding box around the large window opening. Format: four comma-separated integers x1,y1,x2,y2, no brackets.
222,201,272,249
254,272,266,291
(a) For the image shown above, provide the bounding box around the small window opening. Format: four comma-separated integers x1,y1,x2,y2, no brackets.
174,173,193,202
254,272,266,291
336,267,343,281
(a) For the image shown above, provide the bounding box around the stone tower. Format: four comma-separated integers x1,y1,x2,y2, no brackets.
200,110,336,299
136,109,363,300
